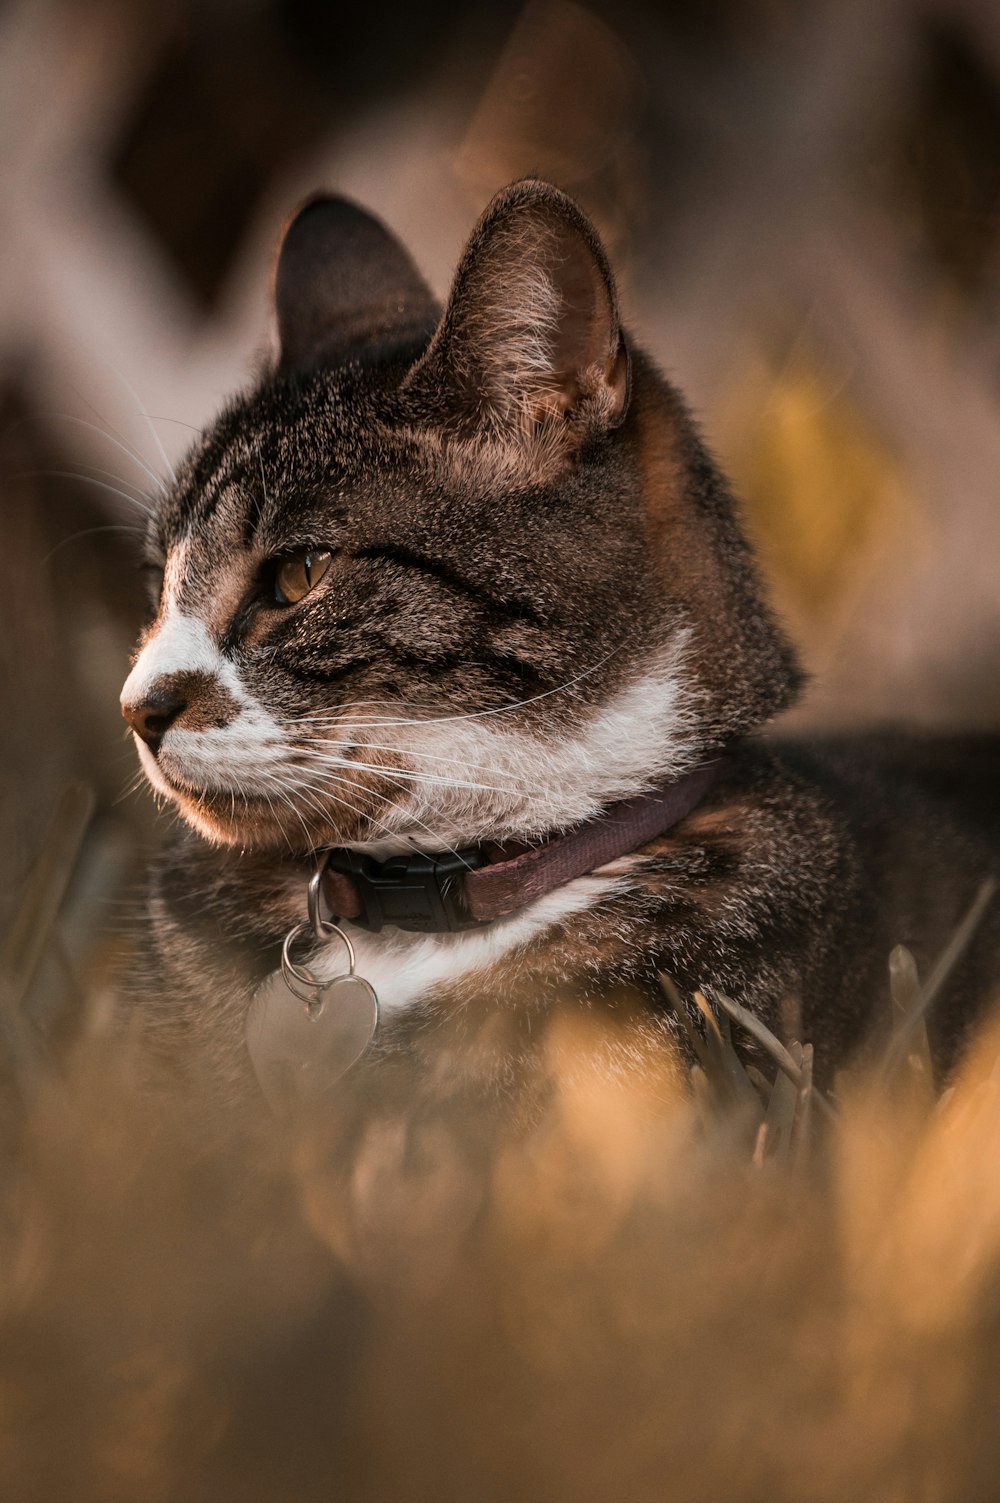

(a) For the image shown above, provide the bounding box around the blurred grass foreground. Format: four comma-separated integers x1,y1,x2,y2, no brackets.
4,0,1000,1496
2,886,1000,1502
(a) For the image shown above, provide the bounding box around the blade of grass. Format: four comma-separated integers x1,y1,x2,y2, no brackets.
791,1042,814,1170
693,990,764,1120
759,1054,800,1164
2,782,95,1011
887,944,935,1103
708,989,837,1123
658,973,712,1072
880,877,997,1081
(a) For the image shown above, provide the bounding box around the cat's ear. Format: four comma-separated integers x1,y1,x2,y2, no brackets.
273,195,438,374
401,180,630,445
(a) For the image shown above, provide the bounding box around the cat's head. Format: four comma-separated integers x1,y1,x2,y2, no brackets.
121,180,802,853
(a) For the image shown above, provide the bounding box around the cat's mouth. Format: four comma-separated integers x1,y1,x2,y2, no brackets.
145,745,406,851
170,779,394,850
144,753,281,824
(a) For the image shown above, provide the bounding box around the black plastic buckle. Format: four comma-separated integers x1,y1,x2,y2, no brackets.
324,847,487,934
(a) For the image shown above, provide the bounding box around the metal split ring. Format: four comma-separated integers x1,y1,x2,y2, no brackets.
280,916,358,1007
308,862,344,943
280,924,320,1004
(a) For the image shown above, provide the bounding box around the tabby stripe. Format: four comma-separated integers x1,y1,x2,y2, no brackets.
352,544,545,627
242,469,268,544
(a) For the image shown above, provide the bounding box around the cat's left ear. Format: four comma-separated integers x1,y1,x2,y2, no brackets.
273,195,438,373
401,180,630,444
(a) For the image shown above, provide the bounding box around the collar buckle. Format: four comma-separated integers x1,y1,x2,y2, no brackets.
323,847,486,934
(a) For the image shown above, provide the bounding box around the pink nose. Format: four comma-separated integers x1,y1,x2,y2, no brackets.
121,687,186,754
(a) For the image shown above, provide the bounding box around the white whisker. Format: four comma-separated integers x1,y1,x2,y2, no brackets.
297,748,530,798
100,360,178,486
43,523,147,565
275,764,465,860
47,413,167,493
269,766,407,849
281,729,522,775
66,462,152,501
15,469,156,519
283,647,622,733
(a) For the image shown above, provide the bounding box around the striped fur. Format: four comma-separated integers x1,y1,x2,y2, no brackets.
123,181,1000,1096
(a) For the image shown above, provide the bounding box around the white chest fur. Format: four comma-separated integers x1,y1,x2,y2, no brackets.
308,869,622,1013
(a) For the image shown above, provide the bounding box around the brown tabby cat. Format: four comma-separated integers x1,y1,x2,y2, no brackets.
121,180,1000,1097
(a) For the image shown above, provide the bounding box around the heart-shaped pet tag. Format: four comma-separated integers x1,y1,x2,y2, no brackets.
245,969,378,1113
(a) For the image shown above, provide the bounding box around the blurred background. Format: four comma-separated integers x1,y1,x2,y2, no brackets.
2,0,1000,1057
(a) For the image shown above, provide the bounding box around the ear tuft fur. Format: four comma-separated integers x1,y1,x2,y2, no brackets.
401,180,629,449
273,196,438,374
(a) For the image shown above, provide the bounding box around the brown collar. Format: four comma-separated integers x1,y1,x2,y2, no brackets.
319,760,721,935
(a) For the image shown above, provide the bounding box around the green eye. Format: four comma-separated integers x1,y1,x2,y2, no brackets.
274,548,333,605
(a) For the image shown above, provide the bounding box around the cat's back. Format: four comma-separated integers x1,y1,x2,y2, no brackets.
772,730,1000,1070
777,731,1000,848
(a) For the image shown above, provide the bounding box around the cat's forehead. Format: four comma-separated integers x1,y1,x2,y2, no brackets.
157,369,403,550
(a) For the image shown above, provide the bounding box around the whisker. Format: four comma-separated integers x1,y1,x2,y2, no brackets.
42,523,147,565
58,351,176,489
45,413,168,493
257,441,268,510
298,749,530,799
262,780,306,857
248,768,310,850
60,461,151,501
144,416,199,432
112,770,149,808
269,767,403,850
281,696,468,723
283,647,622,733
346,743,532,785
279,728,523,774
98,359,178,486
16,469,156,519
275,769,334,850
274,765,465,860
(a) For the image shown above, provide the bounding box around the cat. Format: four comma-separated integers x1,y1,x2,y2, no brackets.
121,179,1000,1100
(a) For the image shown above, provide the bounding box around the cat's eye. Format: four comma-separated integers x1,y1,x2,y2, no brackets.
273,548,334,605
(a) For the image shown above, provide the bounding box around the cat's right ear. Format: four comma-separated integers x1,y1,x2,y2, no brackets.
400,180,630,454
273,196,438,374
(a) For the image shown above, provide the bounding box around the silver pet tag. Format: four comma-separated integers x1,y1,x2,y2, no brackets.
246,968,378,1112
246,886,379,1112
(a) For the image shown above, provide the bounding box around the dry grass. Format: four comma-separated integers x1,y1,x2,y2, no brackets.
2,888,1000,1503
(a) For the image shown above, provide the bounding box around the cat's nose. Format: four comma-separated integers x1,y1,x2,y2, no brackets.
122,688,186,754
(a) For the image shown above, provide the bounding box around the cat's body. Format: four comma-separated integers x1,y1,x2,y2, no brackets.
122,182,1000,1097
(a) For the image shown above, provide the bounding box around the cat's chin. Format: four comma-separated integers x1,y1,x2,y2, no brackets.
158,775,376,853
140,736,412,851
173,790,299,850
